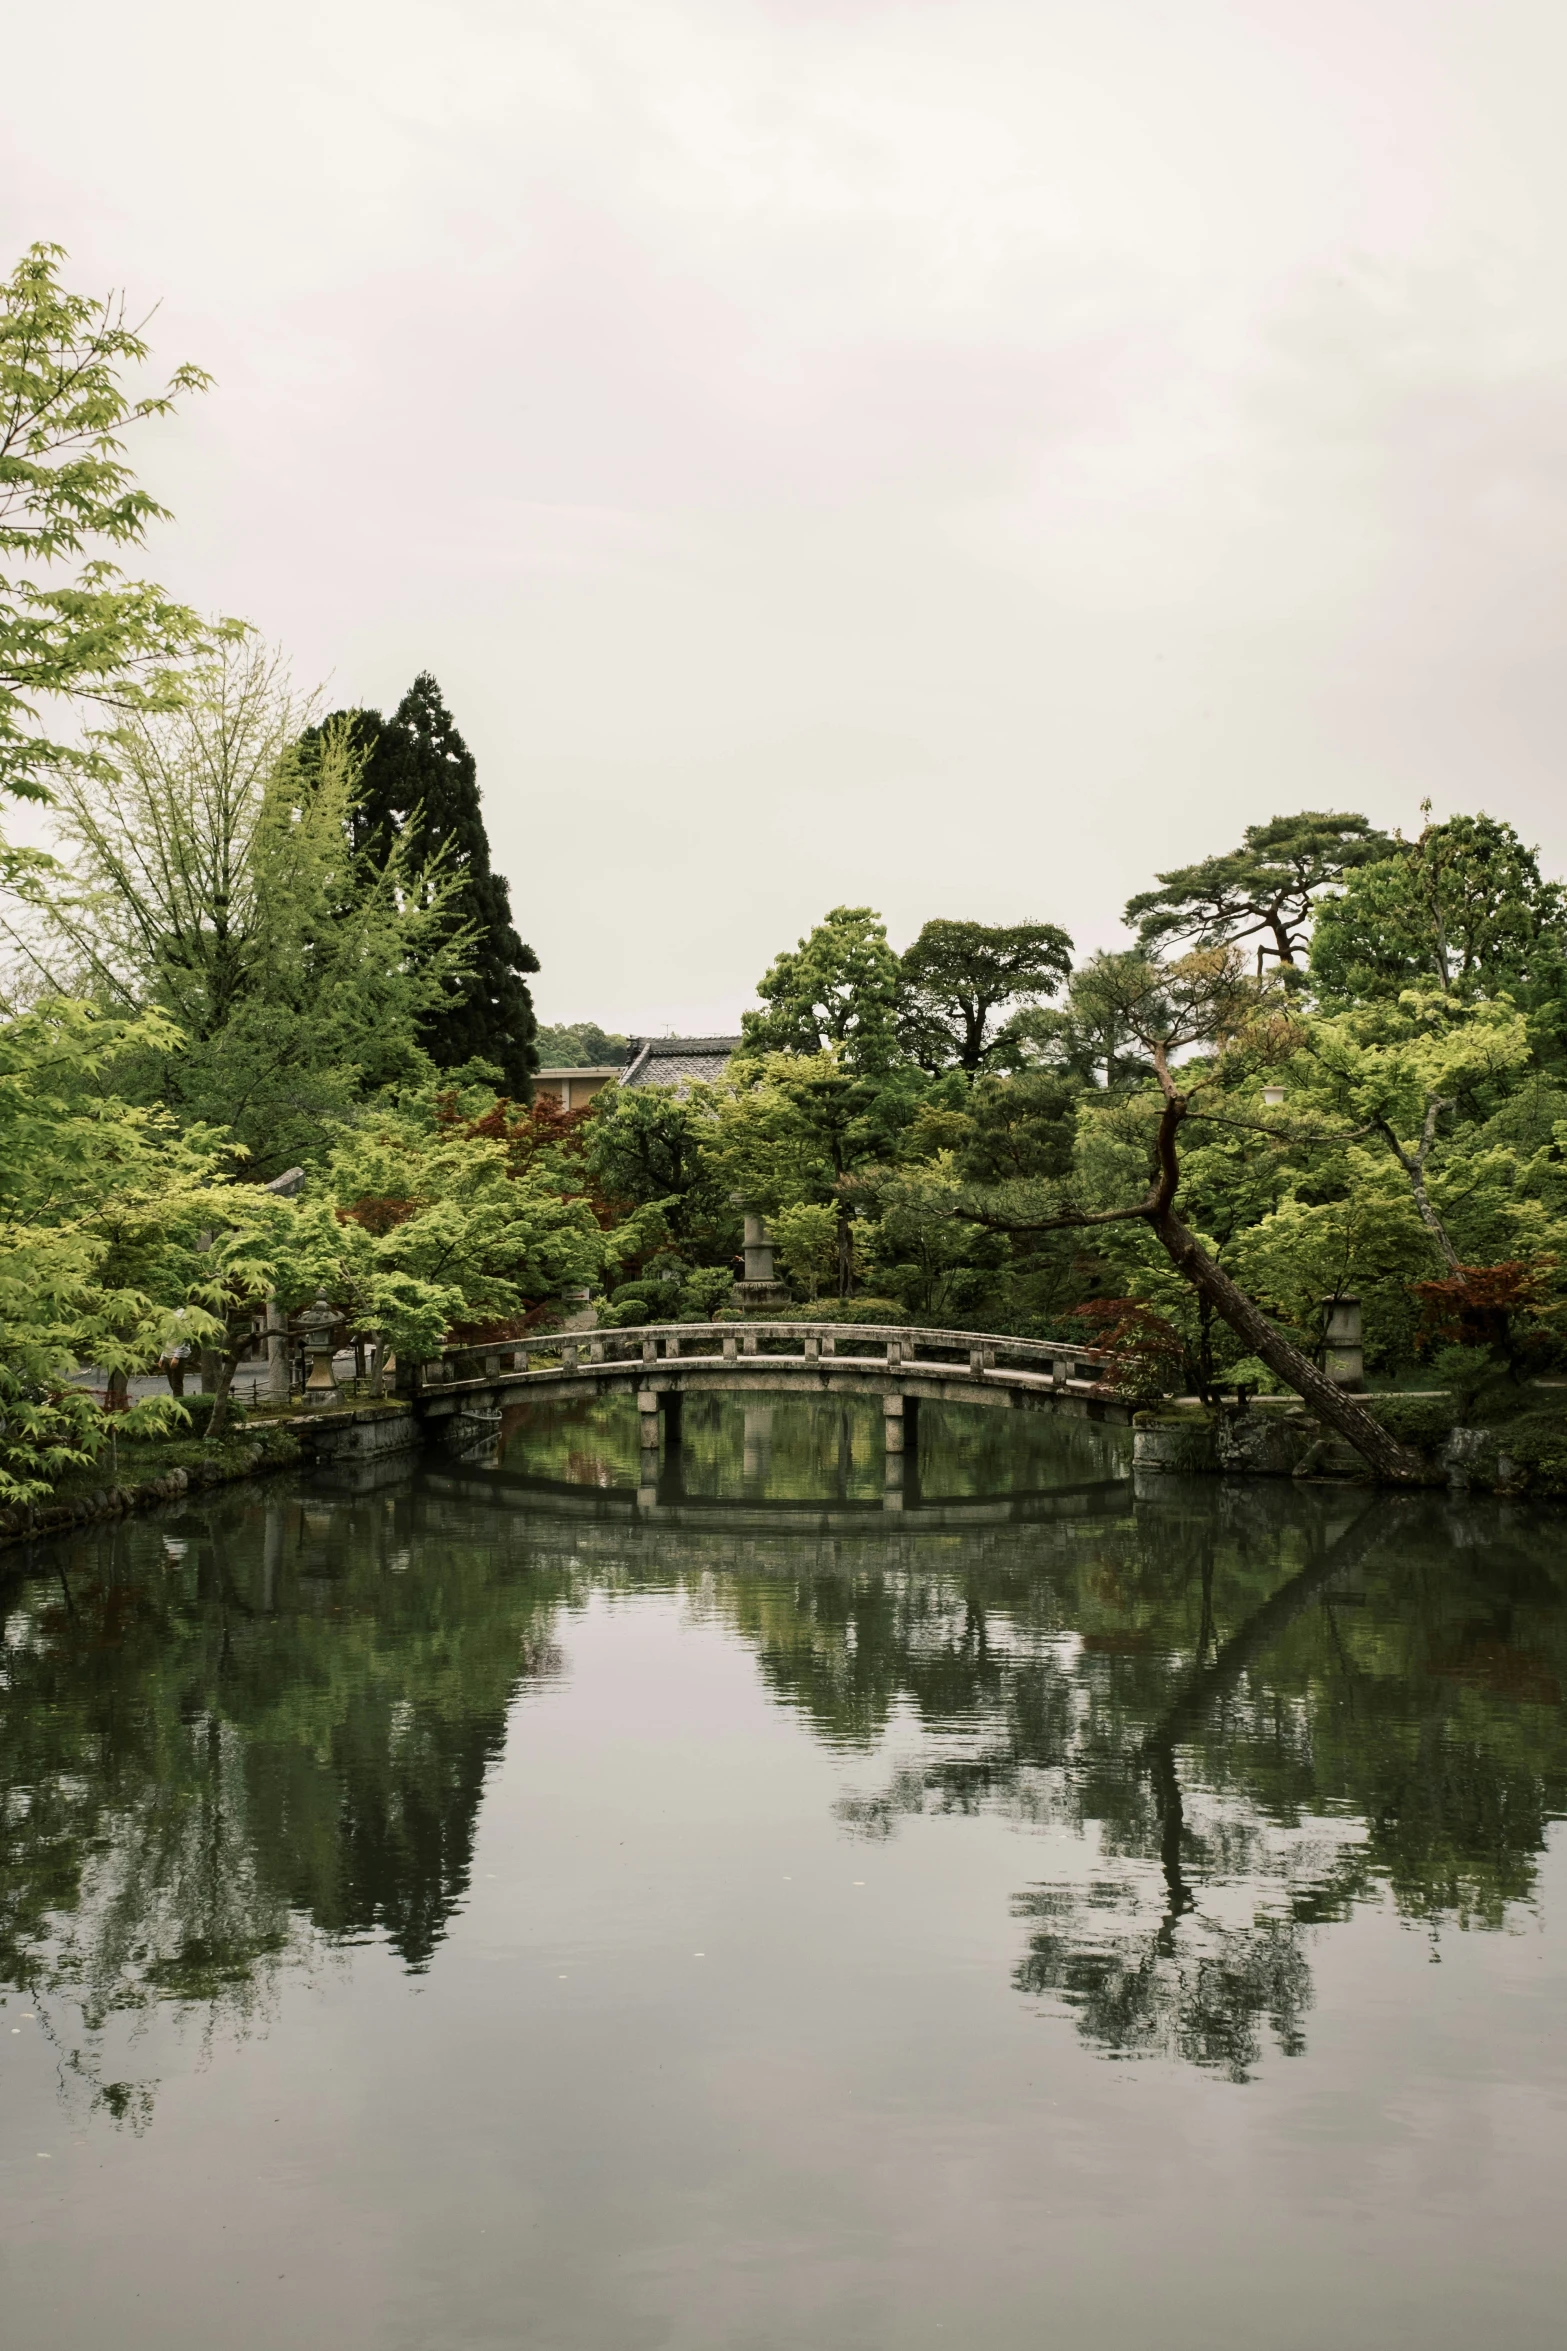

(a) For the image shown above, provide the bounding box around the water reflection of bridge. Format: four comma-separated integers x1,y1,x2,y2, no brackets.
425,1455,1136,1534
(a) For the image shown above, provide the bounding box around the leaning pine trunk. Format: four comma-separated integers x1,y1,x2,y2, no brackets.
1151,1207,1424,1484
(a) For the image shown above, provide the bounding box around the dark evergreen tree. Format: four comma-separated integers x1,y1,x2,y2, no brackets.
347,673,539,1096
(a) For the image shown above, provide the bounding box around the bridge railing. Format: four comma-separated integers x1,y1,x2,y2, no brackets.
412,1320,1124,1391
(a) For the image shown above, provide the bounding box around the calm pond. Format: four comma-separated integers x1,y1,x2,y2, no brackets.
2,1394,1566,2349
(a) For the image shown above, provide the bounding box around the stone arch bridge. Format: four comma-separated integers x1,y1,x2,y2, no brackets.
408,1319,1135,1500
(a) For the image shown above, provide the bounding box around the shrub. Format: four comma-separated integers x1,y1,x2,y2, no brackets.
133,1393,249,1441
681,1267,734,1319
771,1297,910,1325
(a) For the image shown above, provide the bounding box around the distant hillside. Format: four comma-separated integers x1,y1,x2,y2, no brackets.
534,1021,630,1067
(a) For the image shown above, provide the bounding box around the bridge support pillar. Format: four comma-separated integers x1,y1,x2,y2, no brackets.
882,1391,918,1455
883,1392,919,1509
657,1390,686,1502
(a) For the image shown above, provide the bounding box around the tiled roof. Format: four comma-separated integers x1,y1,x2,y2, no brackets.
619,1035,742,1093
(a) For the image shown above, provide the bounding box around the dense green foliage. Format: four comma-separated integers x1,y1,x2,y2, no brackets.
0,241,1563,1503
1126,811,1390,968
0,244,233,809
899,917,1072,1073
345,673,540,1096
580,831,1567,1479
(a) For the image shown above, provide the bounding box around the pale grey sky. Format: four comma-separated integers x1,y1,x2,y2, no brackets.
5,0,1566,1031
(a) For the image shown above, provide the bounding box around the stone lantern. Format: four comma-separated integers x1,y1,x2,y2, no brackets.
299,1296,341,1407
728,1196,791,1312
1321,1293,1364,1391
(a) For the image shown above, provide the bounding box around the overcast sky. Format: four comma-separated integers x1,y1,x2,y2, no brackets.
5,0,1566,1032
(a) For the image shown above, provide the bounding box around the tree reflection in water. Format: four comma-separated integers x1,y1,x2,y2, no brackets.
2,1413,1565,2114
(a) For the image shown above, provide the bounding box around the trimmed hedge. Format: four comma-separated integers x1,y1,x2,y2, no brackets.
769,1298,911,1326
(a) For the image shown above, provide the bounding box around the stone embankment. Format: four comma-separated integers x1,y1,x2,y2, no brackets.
0,1400,422,1549
1133,1400,1562,1496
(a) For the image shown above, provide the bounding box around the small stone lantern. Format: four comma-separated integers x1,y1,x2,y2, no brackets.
299,1296,341,1408
1321,1293,1364,1391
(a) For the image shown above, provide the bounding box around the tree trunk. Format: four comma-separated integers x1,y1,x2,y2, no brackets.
836,1199,855,1301
1150,1206,1424,1482
964,1082,1430,1484
205,1351,239,1442
1376,1104,1463,1276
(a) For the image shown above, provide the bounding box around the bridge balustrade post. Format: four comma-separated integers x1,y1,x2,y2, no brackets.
589,1337,605,1364
563,1339,580,1370
804,1334,820,1364
886,1338,903,1371
722,1331,738,1363
969,1346,983,1375
663,1333,681,1360
822,1334,836,1357
742,1330,758,1357
642,1335,657,1365
1051,1356,1067,1391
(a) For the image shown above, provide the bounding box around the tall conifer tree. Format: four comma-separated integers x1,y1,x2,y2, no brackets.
350,673,539,1096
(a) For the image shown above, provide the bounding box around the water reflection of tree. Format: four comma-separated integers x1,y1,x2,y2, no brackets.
5,1459,1567,2111
0,1487,566,2120
493,1464,1567,2078
808,1488,1567,2078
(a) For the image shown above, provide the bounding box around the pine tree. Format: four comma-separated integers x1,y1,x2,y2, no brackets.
350,673,539,1096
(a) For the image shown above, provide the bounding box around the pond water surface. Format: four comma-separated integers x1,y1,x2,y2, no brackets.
2,1394,1566,2349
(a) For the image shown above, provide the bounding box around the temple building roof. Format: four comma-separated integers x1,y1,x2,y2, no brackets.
619,1035,742,1093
